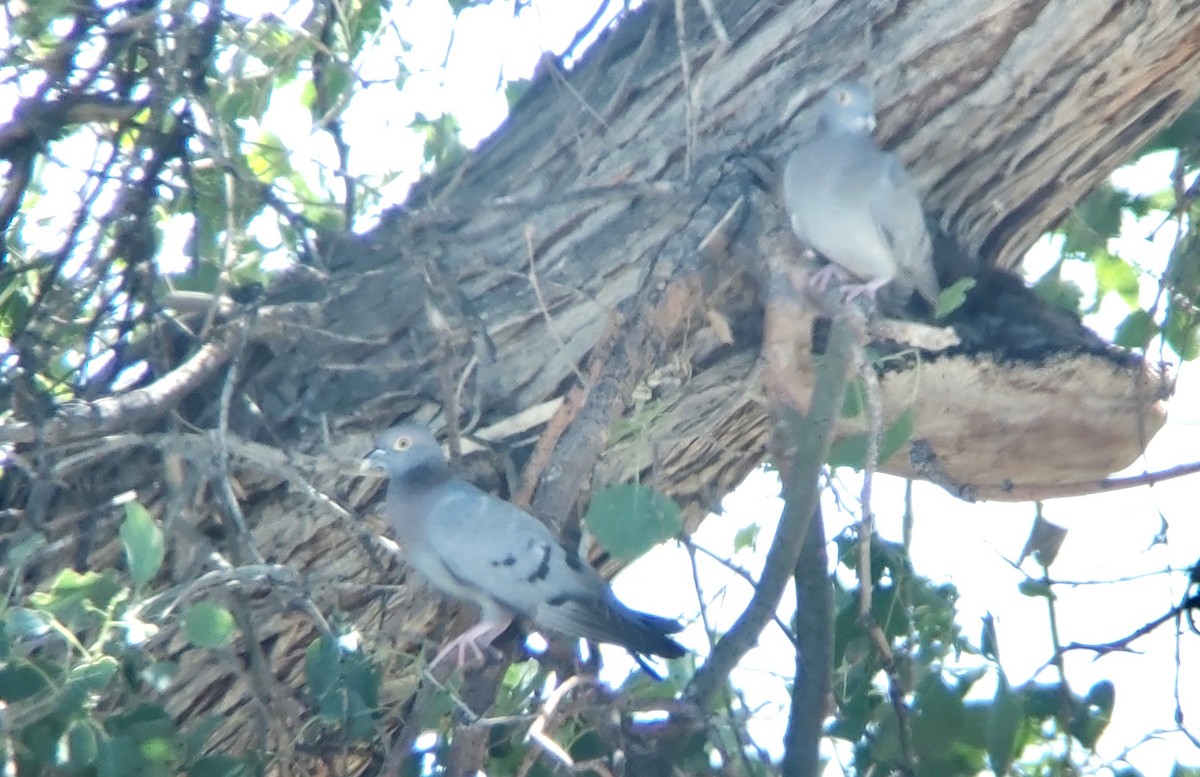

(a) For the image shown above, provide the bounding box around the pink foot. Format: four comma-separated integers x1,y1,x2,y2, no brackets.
840,276,890,304
428,617,512,672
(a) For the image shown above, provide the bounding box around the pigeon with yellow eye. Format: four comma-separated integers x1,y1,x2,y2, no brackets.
363,424,686,671
782,80,940,306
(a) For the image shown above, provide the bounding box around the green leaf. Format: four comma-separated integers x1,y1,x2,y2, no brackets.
67,656,119,694
7,606,52,640
216,74,274,123
411,112,467,170
303,636,379,740
1061,183,1127,256
733,523,760,552
504,79,531,109
585,484,683,562
1033,258,1086,314
181,602,236,649
0,659,49,701
840,377,866,418
828,434,869,469
1094,250,1140,306
5,532,47,568
827,410,914,470
1164,304,1200,360
246,131,294,183
1070,680,1115,749
64,720,101,770
121,502,164,587
1114,309,1158,350
1017,579,1054,599
986,673,1023,776
305,636,340,701
96,734,138,777
32,569,121,612
934,277,977,318
980,614,999,662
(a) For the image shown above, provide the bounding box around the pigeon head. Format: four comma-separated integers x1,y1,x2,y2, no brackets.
819,80,877,136
363,424,446,478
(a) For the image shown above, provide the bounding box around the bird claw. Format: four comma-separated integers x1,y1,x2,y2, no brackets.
808,263,843,293
808,264,887,305
427,618,512,673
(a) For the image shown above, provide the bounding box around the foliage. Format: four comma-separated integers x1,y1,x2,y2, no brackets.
0,503,259,776
1039,102,1200,361
586,483,683,561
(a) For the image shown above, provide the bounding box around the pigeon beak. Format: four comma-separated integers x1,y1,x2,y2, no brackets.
360,448,387,472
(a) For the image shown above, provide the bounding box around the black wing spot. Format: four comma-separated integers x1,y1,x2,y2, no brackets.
564,553,586,573
526,541,552,582
491,554,518,568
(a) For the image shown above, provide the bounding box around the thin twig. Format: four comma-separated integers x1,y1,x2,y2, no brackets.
523,224,589,389
685,538,798,648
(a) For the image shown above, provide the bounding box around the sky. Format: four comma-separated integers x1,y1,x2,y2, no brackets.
8,0,1199,773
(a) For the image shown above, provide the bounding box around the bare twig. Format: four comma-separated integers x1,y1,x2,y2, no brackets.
519,676,616,777
855,338,916,774
673,0,696,181
523,225,590,389
695,0,731,47
684,538,798,648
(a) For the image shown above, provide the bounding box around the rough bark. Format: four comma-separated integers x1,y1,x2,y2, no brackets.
5,0,1199,770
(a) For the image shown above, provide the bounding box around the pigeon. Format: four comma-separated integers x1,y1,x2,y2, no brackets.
782,80,940,306
363,424,686,671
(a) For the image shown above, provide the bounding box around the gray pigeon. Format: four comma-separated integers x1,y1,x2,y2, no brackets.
363,424,686,670
782,80,940,306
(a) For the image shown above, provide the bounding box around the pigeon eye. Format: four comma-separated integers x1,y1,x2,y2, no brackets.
392,436,412,451
837,90,851,104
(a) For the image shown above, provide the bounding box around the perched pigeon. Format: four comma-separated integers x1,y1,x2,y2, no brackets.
363,424,686,670
782,80,940,306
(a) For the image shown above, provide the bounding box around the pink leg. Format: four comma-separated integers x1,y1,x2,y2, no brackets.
841,276,890,304
428,616,513,671
808,264,846,293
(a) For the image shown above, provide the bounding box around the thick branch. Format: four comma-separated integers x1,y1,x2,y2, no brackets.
686,315,855,705
782,503,832,776
2,322,246,445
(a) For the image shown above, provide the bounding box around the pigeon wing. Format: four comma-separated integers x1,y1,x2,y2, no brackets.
422,484,684,658
869,154,939,305
784,135,900,285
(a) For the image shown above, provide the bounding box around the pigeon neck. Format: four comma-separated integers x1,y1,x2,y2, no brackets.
819,117,873,139
394,460,453,491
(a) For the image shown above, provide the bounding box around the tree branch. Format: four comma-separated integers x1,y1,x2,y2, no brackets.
686,312,857,705
782,503,831,776
2,322,246,445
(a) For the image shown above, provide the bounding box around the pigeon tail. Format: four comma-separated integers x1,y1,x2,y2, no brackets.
537,594,686,659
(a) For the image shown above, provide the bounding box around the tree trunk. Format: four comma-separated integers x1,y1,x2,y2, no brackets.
6,0,1197,770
